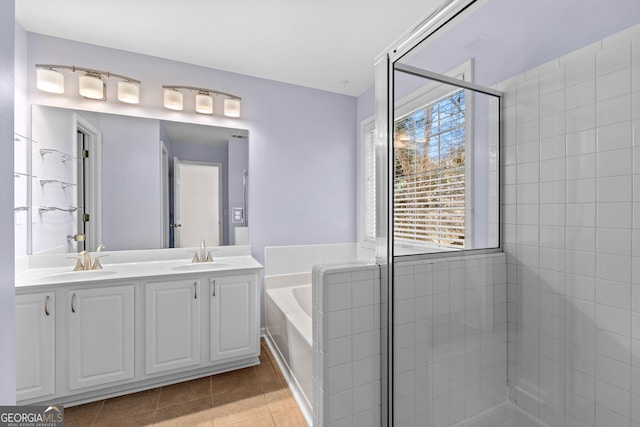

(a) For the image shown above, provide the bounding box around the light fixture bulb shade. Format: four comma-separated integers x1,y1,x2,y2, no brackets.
223,98,241,117
163,88,183,111
36,68,64,94
79,75,104,100
117,81,140,104
195,93,213,114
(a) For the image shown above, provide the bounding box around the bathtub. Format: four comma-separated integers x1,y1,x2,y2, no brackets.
265,283,312,412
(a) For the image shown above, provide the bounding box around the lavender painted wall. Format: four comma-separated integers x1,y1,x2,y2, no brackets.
1,0,16,405
23,30,357,277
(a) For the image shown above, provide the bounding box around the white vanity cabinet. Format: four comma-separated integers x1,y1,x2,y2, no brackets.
67,284,135,390
15,250,262,407
209,274,259,362
144,278,201,375
15,292,55,401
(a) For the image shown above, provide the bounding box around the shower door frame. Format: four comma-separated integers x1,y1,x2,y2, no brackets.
374,0,503,424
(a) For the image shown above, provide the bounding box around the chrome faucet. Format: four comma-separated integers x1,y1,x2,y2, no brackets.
192,241,213,263
68,250,106,271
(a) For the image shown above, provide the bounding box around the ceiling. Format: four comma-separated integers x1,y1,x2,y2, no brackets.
15,0,445,97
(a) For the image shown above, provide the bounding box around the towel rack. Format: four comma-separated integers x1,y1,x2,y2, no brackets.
39,206,81,213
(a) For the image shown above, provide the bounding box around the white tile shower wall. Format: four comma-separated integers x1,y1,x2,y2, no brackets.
313,263,381,427
500,23,640,427
393,252,508,427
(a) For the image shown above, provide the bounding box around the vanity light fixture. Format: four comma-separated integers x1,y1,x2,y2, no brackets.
162,85,242,117
35,64,141,104
163,88,184,111
36,67,65,93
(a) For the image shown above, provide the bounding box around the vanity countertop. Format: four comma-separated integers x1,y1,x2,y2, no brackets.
15,246,263,289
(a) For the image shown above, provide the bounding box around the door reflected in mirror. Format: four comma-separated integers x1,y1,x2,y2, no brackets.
18,105,249,255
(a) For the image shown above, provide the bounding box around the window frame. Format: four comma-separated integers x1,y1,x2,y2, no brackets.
360,61,475,253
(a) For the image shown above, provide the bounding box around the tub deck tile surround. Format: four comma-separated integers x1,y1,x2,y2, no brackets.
62,339,307,427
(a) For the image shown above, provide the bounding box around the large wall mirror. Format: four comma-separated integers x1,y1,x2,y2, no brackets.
16,105,249,255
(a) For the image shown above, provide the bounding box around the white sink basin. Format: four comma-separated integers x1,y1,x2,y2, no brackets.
45,269,118,282
172,262,232,272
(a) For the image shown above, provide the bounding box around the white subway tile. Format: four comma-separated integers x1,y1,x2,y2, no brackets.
328,363,353,393
597,148,632,177
518,78,540,102
517,118,541,144
597,67,632,102
567,153,596,179
567,79,596,110
540,67,566,95
540,89,566,118
540,226,565,250
565,50,598,84
540,113,566,139
596,353,631,391
596,328,631,364
566,367,596,400
540,181,566,204
597,41,632,76
566,342,595,376
565,397,596,427
598,121,633,152
596,278,632,310
566,297,596,327
565,319,596,351
567,104,597,134
633,63,640,92
566,251,596,278
567,178,597,203
517,161,540,183
596,402,631,426
597,175,632,203
394,273,414,300
540,203,565,226
597,228,632,256
328,283,352,312
352,331,375,361
328,310,351,340
566,227,596,252
540,134,566,160
567,128,597,156
517,98,540,124
566,203,596,227
596,303,631,337
597,94,632,127
328,336,353,367
596,254,632,282
597,202,632,229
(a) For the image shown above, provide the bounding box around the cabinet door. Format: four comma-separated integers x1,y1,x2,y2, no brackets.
210,275,258,362
145,279,200,375
16,292,55,401
68,285,134,390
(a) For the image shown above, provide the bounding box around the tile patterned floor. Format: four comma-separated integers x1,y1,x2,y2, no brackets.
64,339,308,427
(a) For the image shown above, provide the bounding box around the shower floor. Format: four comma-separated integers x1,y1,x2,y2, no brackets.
454,402,549,427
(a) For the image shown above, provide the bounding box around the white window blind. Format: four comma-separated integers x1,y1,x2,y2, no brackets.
394,89,466,248
362,120,376,242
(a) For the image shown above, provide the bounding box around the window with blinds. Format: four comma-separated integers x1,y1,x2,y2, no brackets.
362,120,377,242
393,89,466,248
